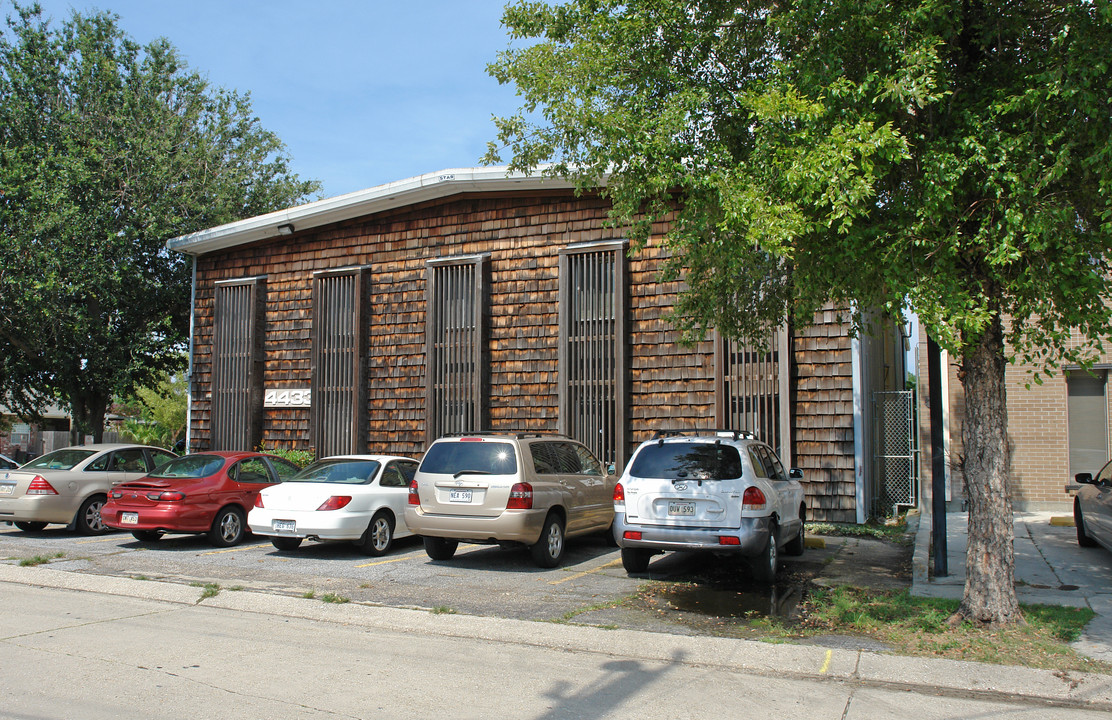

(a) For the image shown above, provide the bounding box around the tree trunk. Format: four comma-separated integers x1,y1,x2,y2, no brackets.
952,315,1022,627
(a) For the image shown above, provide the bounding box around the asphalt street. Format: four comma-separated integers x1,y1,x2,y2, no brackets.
2,566,1111,720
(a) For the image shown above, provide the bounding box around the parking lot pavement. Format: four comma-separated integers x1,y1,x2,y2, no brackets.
913,510,1112,663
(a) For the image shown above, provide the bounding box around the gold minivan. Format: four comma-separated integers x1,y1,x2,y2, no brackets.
405,433,616,567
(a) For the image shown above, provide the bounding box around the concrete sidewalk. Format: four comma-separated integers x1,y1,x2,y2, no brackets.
2,562,1111,717
912,510,1112,663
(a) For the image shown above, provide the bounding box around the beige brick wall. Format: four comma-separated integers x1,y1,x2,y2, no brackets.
918,325,1112,511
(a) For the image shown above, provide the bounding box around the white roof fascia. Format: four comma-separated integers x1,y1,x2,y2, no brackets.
166,166,586,257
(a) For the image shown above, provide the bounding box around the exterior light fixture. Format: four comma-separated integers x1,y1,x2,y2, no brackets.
277,223,295,235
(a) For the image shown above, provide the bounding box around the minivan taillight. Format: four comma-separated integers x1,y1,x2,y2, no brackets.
507,482,533,510
613,482,625,504
742,487,767,510
408,479,420,505
26,477,58,495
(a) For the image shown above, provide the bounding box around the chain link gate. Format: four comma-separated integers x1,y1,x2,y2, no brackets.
872,390,918,517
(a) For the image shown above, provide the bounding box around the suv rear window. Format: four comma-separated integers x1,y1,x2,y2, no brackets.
629,442,743,481
420,441,518,475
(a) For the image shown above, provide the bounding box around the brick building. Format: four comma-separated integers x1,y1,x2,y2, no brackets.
917,326,1111,512
168,167,909,523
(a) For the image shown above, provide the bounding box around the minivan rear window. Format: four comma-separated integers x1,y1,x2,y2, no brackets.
629,443,743,480
420,441,518,475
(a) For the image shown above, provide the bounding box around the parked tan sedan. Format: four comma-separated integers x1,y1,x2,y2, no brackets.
0,444,177,534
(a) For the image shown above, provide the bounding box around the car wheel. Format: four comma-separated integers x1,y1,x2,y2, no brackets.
357,511,395,556
531,513,566,568
751,522,779,583
1076,500,1099,548
783,514,806,557
74,494,109,535
131,530,161,542
271,536,302,551
621,547,653,574
424,536,458,561
14,521,47,532
208,506,246,547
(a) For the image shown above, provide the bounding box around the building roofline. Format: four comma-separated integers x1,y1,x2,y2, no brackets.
166,166,584,256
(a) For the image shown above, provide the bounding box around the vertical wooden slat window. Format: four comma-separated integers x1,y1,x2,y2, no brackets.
559,242,627,472
426,255,488,445
715,327,791,461
311,268,368,458
211,277,266,451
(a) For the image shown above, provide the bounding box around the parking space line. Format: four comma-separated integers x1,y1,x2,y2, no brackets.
200,542,272,556
819,649,832,674
354,543,479,568
548,558,622,585
76,536,126,545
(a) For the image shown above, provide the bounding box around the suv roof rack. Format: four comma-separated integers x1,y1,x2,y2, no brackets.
649,429,758,443
440,431,568,440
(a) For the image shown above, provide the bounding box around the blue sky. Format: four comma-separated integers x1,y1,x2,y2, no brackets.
26,1,523,199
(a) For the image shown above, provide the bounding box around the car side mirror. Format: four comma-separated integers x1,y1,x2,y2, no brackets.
1075,472,1094,485
789,468,803,480
606,463,616,476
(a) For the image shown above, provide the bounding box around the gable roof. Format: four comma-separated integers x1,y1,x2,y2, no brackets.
166,166,580,256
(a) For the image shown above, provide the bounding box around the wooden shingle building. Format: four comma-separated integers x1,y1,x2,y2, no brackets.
169,167,910,523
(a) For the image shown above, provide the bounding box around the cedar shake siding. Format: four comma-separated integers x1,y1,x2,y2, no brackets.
180,176,891,523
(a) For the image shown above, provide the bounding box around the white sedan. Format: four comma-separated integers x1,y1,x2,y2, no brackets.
248,455,419,555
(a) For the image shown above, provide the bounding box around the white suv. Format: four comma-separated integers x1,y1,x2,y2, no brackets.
613,430,806,580
405,433,616,567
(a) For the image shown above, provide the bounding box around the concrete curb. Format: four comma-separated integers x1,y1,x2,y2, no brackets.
3,562,1111,711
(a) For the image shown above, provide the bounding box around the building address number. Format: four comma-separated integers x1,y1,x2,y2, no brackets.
264,389,311,407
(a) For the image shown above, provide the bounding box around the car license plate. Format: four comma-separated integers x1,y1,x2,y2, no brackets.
274,520,296,533
449,489,473,503
0,484,13,495
668,501,696,516
121,512,139,525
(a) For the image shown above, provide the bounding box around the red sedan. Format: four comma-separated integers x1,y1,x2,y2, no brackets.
102,451,301,547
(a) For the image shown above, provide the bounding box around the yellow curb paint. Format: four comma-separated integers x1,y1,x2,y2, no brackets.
200,542,271,556
804,537,826,549
819,649,832,674
548,558,623,585
1049,516,1075,527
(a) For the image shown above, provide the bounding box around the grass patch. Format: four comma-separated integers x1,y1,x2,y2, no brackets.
319,592,350,604
19,552,65,566
227,585,244,592
430,605,457,615
554,599,625,624
807,514,911,543
190,582,220,600
131,574,151,581
302,590,317,599
792,586,1106,673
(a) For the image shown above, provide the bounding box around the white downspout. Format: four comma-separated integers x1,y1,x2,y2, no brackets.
185,258,197,453
852,329,868,524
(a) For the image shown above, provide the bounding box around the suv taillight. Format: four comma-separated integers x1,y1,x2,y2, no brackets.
507,482,533,510
27,476,59,495
613,482,625,504
408,478,420,506
742,486,767,510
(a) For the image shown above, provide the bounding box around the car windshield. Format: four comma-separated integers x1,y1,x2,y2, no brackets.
150,454,226,479
419,441,518,475
286,459,381,484
24,449,97,471
629,442,743,481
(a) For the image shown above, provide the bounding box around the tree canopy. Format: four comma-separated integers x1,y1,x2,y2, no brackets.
0,2,319,438
486,0,1112,625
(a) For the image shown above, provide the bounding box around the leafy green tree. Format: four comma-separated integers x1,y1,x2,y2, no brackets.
486,0,1112,626
117,369,186,450
0,2,319,440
